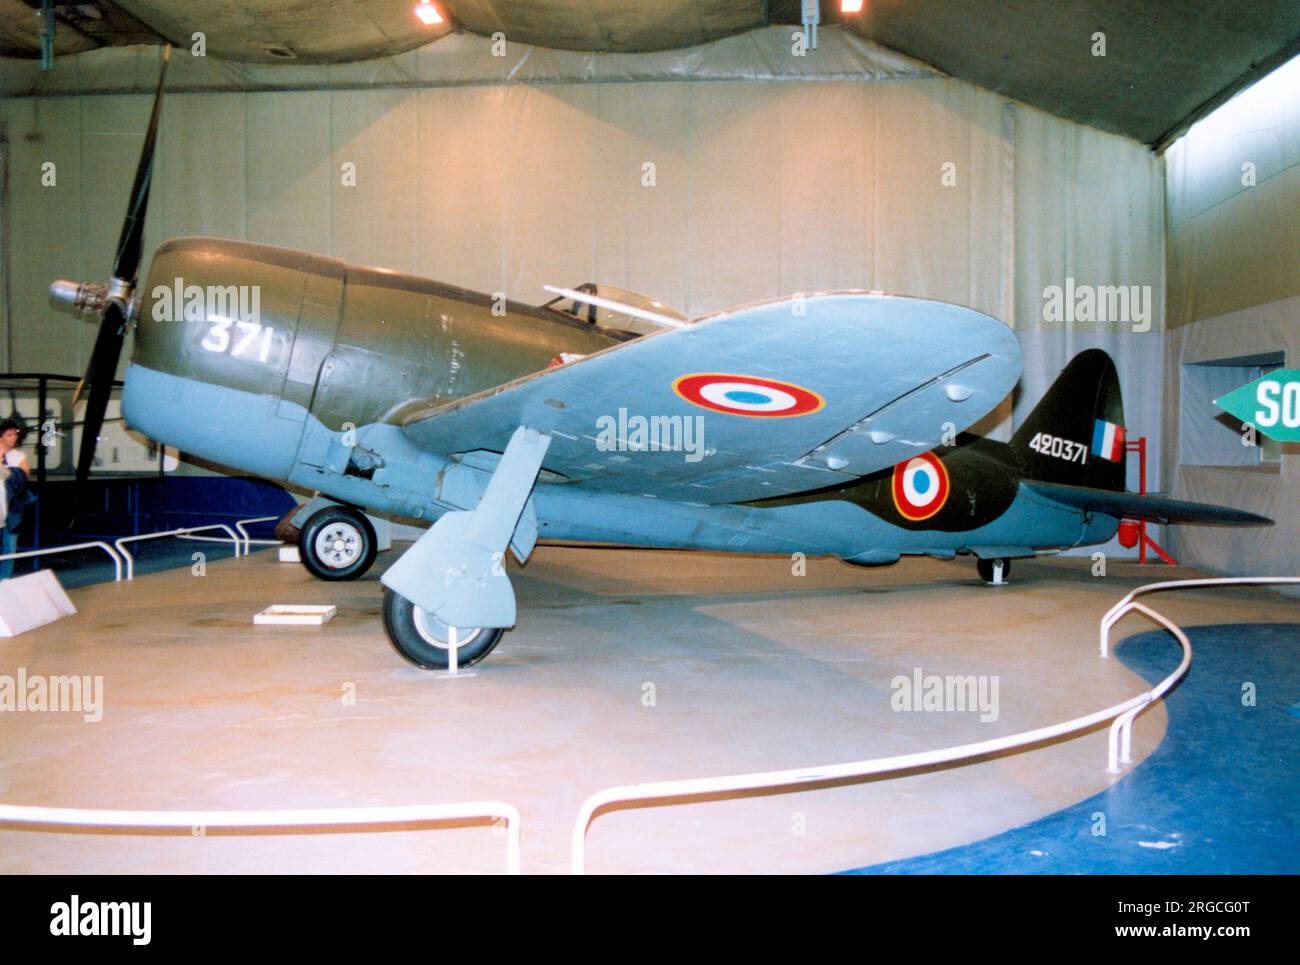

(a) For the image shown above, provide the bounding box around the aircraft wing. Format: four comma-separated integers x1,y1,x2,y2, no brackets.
1023,481,1274,525
401,292,1022,504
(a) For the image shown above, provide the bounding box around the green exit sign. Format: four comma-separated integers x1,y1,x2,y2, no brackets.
1214,369,1300,442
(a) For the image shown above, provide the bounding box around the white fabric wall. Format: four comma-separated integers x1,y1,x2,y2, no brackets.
1162,298,1298,577
0,28,1167,539
1162,56,1300,578
1011,106,1167,504
1165,56,1300,329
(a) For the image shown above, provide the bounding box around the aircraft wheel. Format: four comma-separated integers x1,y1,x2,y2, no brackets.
977,557,1012,585
299,506,377,581
382,588,505,670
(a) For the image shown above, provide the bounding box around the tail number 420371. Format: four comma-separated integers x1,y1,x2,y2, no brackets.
1027,431,1087,464
201,319,274,362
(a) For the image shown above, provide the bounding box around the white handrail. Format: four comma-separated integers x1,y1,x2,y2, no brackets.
1102,601,1191,773
571,687,1160,874
1098,575,1299,772
235,515,280,556
114,525,242,579
1099,576,1300,657
0,800,522,874
176,532,275,557
0,517,288,582
0,541,125,582
570,575,1300,874
173,517,283,556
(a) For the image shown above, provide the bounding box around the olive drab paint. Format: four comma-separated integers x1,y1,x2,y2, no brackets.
132,238,624,466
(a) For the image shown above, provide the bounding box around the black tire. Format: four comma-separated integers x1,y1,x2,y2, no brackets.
977,557,1012,585
382,588,505,670
299,506,377,581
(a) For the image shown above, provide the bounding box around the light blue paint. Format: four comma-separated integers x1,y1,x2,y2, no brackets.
122,363,306,482
403,291,1023,504
725,390,769,404
121,363,1117,579
382,427,550,626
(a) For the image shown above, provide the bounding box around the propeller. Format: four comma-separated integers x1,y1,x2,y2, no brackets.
52,46,169,516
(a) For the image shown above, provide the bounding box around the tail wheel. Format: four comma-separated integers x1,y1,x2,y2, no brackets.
977,557,1012,585
299,506,378,581
382,588,505,670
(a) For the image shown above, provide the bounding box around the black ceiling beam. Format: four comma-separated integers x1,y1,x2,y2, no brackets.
17,0,173,51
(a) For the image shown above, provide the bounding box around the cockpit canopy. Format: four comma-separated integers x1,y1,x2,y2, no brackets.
541,283,689,337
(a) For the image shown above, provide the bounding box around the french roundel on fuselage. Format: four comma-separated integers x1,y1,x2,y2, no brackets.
891,452,950,521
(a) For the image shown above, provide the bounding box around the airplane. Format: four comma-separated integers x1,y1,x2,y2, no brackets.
48,53,1271,670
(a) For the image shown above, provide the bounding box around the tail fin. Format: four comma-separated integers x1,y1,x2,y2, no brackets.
1009,349,1126,491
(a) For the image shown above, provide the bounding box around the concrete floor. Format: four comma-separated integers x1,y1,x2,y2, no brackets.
1,544,1292,874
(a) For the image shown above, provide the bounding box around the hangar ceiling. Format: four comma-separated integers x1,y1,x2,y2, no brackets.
0,0,1297,146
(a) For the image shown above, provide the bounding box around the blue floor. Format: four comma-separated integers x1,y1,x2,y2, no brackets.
844,622,1300,874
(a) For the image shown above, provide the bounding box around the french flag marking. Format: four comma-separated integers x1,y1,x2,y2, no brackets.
1091,419,1126,461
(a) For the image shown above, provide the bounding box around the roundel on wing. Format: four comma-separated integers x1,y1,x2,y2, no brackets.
672,373,824,417
891,451,950,521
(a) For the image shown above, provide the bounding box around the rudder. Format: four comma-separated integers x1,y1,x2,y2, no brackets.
1009,349,1126,491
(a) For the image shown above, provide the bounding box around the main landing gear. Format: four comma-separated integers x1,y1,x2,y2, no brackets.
977,557,1012,585
298,505,378,581
380,426,552,671
382,589,505,669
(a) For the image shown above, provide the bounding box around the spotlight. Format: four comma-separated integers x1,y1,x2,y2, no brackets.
414,1,443,26
842,0,865,12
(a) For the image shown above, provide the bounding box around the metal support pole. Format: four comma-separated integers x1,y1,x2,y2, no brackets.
1137,436,1147,564
801,0,820,49
34,376,46,550
40,0,56,71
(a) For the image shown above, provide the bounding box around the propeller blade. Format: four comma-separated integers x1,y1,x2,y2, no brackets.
71,358,93,410
71,45,169,523
73,301,129,495
111,45,170,284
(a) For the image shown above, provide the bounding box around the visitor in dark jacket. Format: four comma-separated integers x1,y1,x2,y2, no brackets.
0,418,33,579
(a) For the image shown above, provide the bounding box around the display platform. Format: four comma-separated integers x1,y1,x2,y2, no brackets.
0,547,1291,874
851,623,1300,874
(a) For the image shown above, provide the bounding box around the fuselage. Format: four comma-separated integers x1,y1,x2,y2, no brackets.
122,237,1115,564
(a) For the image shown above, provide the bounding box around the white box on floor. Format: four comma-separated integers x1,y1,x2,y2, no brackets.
278,545,301,563
0,570,77,637
253,604,336,626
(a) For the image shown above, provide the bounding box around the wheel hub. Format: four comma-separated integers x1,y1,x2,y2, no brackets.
314,522,362,568
412,606,484,650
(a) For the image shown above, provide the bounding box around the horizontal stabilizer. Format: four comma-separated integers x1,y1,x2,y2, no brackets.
1024,481,1273,526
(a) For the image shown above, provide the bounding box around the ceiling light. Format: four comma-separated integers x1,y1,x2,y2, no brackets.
842,0,865,12
414,1,443,25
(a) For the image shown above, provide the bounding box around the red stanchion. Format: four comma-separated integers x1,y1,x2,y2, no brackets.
1126,436,1177,565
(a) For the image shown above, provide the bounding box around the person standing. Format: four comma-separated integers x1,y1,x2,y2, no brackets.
0,419,31,579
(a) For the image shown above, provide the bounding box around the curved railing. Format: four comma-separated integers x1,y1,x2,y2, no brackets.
0,800,522,874
6,568,1289,874
1098,576,1300,657
1098,576,1300,773
570,575,1296,874
570,688,1161,874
